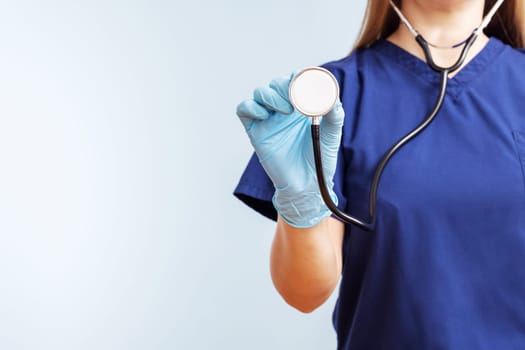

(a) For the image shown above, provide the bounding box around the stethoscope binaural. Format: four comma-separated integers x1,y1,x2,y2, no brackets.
289,0,505,232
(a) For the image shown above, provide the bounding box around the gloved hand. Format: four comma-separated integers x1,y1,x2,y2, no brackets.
236,71,345,228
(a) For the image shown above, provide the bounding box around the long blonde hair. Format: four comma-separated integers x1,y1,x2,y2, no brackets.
354,0,525,49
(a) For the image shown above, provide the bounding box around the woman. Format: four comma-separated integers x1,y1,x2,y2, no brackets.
234,0,525,348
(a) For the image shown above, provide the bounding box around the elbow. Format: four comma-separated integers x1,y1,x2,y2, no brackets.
287,297,326,314
270,259,340,314
275,282,336,314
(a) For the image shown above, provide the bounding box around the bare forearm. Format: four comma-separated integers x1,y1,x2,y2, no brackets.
270,215,344,313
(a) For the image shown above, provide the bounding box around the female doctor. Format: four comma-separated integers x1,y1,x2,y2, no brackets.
234,0,525,348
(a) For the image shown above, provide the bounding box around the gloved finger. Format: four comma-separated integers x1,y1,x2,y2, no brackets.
320,100,345,140
269,76,292,101
236,99,271,130
236,99,271,120
253,85,294,115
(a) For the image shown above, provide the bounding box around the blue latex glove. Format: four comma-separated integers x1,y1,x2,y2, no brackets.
236,71,344,228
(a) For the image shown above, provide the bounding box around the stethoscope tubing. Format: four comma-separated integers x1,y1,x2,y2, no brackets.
312,32,479,232
312,70,448,231
418,32,478,73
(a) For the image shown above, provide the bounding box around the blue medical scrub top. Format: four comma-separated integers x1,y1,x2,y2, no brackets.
234,37,525,349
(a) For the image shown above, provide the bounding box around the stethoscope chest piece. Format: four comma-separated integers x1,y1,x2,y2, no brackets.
289,67,339,118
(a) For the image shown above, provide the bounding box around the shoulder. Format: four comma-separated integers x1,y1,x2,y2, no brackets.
492,38,525,69
505,48,525,71
316,47,388,133
320,46,376,82
319,41,400,91
501,41,525,59
317,42,394,104
484,39,525,91
318,47,375,100
318,51,366,115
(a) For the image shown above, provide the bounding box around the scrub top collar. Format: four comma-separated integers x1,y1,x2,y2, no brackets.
372,37,506,92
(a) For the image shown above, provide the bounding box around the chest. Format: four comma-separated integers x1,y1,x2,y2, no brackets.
340,81,525,219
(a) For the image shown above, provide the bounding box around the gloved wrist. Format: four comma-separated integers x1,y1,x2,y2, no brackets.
272,184,338,228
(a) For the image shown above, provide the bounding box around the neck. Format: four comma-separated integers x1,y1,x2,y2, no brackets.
388,0,490,76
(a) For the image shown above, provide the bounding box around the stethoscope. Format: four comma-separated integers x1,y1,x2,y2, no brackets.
289,0,505,231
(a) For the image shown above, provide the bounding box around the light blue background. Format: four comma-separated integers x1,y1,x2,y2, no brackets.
0,1,365,349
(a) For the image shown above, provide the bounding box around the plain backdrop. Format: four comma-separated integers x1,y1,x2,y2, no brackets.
0,1,366,349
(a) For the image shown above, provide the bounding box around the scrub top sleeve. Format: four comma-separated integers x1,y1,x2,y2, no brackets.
233,152,277,221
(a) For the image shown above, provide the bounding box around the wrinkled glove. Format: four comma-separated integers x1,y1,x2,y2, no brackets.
236,71,345,228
